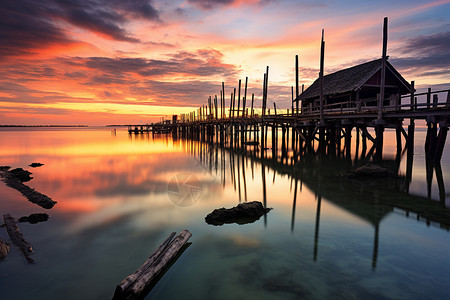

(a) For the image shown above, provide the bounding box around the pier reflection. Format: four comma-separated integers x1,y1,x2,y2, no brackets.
139,129,450,269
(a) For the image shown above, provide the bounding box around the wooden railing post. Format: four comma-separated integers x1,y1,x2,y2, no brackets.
410,81,415,111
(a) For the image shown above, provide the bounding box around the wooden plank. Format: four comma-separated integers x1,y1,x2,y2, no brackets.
3,214,34,263
115,232,176,295
0,238,10,260
114,230,192,300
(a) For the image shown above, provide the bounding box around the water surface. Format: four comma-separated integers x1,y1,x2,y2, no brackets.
0,126,449,299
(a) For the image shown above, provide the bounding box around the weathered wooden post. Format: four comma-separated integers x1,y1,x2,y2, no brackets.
375,123,384,160
229,92,233,119
296,55,299,116
237,79,241,117
262,74,267,116
319,29,325,124
433,94,438,108
232,88,236,118
243,77,248,118
214,95,218,120
291,86,294,116
410,81,415,110
396,125,402,156
434,123,449,164
251,93,255,117
378,17,388,122
222,82,225,119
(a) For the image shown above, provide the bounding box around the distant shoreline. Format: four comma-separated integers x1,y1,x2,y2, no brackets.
0,125,88,128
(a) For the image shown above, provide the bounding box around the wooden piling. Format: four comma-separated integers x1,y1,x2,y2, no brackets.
243,77,248,117
434,124,448,164
295,55,299,115
237,79,241,117
379,17,388,121
319,29,325,123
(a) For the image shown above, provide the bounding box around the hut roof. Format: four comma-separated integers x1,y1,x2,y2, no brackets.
297,58,412,101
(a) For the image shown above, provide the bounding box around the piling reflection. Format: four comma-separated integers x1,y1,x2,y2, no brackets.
144,126,450,269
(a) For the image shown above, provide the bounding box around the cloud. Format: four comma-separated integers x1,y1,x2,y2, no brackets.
394,31,450,57
0,0,161,58
78,48,239,80
0,1,73,57
186,0,272,10
0,48,241,109
390,31,450,78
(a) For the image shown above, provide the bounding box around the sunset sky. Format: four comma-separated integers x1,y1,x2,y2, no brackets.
1,0,449,125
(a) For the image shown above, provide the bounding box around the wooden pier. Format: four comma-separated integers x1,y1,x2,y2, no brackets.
128,85,450,166
128,17,450,165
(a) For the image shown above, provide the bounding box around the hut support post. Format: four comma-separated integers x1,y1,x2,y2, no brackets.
375,125,384,159
319,30,325,124
378,17,388,121
296,55,299,115
434,123,448,164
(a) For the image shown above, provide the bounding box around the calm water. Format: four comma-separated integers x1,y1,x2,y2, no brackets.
0,125,449,300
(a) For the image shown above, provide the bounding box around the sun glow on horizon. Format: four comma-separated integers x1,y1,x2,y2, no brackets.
0,0,448,125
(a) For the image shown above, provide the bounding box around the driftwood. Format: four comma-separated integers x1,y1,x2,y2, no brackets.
1,169,56,209
0,238,10,260
3,214,34,263
205,201,271,226
113,230,192,300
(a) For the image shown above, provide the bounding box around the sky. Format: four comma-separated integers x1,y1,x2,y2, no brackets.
0,0,449,125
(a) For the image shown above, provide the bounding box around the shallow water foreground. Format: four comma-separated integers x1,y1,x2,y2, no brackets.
0,126,449,300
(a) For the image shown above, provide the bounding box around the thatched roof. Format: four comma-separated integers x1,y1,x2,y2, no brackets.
297,58,412,101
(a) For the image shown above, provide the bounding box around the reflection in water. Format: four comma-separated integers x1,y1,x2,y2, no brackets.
167,126,450,270
0,127,449,299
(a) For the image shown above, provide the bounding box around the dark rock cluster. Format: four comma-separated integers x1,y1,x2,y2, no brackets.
205,201,271,226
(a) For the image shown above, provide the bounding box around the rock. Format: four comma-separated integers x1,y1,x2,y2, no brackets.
29,163,44,168
346,164,394,178
18,213,49,224
205,201,271,226
9,168,33,182
0,239,10,260
0,166,11,171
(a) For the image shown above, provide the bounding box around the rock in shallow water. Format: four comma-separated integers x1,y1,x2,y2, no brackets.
346,164,394,178
205,201,272,226
29,163,44,168
18,213,50,224
8,168,33,182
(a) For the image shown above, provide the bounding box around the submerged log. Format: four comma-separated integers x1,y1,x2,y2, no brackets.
0,238,10,260
3,214,34,263
205,201,271,226
1,169,56,209
113,230,192,300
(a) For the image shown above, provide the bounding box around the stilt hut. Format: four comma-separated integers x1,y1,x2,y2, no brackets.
296,58,412,114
